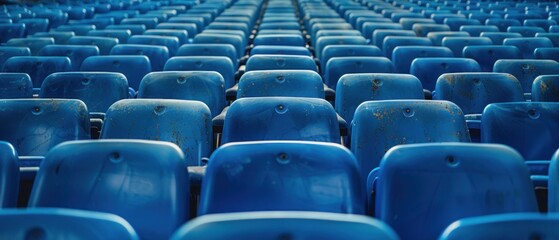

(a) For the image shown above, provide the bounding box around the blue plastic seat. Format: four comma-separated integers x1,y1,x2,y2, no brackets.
171,211,398,240
0,99,90,156
193,34,245,59
503,37,554,59
485,19,521,32
324,57,394,89
426,31,470,46
376,143,538,240
431,13,466,24
534,48,559,61
143,29,188,45
444,18,481,31
0,208,138,239
351,100,471,178
18,18,49,35
38,45,99,71
259,22,300,31
335,73,424,124
106,24,146,35
382,37,432,58
32,32,74,44
250,46,311,57
164,56,235,89
399,18,435,30
5,38,54,56
0,73,32,99
525,19,557,32
156,23,197,40
198,141,364,214
28,140,189,240
253,34,305,47
412,23,451,37
493,59,559,94
0,23,25,43
176,44,238,68
320,45,382,72
100,99,211,166
479,32,522,45
532,75,559,102
535,33,559,48
86,29,131,44
441,37,493,57
80,55,151,92
222,97,341,144
237,70,324,99
138,71,225,117
410,58,481,91
245,54,317,72
463,46,522,72
440,213,559,240
504,13,543,23
127,35,179,57
315,36,367,61
507,26,546,38
392,46,454,74
460,25,500,37
53,24,95,36
0,141,18,208
3,56,71,89
40,72,128,114
206,22,249,38
371,29,416,48
167,16,205,33
0,46,30,70
68,18,114,30
67,36,118,55
482,102,559,161
361,22,402,41
120,17,158,29
110,44,169,71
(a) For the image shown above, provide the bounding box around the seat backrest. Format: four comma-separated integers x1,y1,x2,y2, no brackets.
427,31,470,46
237,70,324,99
434,73,525,114
155,23,197,41
245,54,317,72
0,46,30,70
351,100,471,178
315,36,367,60
176,44,238,68
253,34,305,47
479,32,522,45
0,208,139,240
6,37,54,56
250,46,311,57
324,57,394,89
0,99,90,156
144,29,189,45
193,33,245,59
441,36,493,57
33,32,75,44
172,211,398,240
335,73,424,124
28,140,189,240
462,45,521,72
440,213,559,240
493,59,559,93
0,141,18,208
53,24,96,36
481,102,559,160
106,24,146,35
534,47,559,62
80,55,151,91
222,97,341,144
38,45,100,71
67,36,118,55
377,143,538,240
120,17,158,29
507,26,546,38
532,75,559,102
164,56,235,89
410,57,481,91
86,29,132,44
127,35,179,56
392,46,454,74
137,71,225,117
382,36,432,58
0,73,32,99
503,37,554,59
198,141,364,215
0,23,25,43
320,45,383,73
110,44,169,71
40,72,128,113
3,56,72,88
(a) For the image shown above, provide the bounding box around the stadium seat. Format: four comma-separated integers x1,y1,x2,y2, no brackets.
127,35,179,56
106,24,146,35
67,36,118,55
164,56,235,89
382,36,432,58
412,23,451,37
0,99,90,156
507,26,546,38
534,48,559,61
399,18,435,30
53,24,96,36
441,37,493,57
503,37,554,59
138,71,225,117
171,211,398,240
143,29,189,45
335,73,424,125
0,73,32,99
18,18,49,35
485,19,521,32
377,143,538,240
314,36,367,60
462,45,522,72
0,208,138,239
0,46,30,71
371,29,415,48
253,34,305,47
156,23,198,40
80,55,151,92
5,38,54,56
237,70,324,99
352,100,470,178
324,57,394,89
482,102,559,161
245,54,317,72
532,75,559,102
524,19,558,31
110,44,169,71
250,46,311,57
193,33,245,59
479,32,522,45
198,141,364,214
493,59,559,94
392,46,454,74
86,29,131,44
221,97,340,144
410,57,481,91
38,45,100,71
3,56,71,89
120,17,158,29
0,141,18,208
0,23,25,43
444,18,481,31
40,72,128,114
28,140,189,240
535,33,559,47
69,18,113,30
320,45,383,73
100,99,212,166
459,25,500,37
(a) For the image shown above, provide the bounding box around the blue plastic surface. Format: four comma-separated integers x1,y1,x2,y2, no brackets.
382,36,432,58
0,73,32,99
127,35,179,56
38,45,100,71
410,57,481,91
441,37,493,57
18,18,49,35
507,26,546,38
0,46,30,70
221,97,340,144
459,25,500,37
486,19,521,32
144,29,188,45
535,33,559,47
493,59,559,93
106,24,146,35
479,32,522,45
462,45,521,72
245,54,317,72
120,17,158,29
40,72,128,113
171,211,398,240
412,23,451,37
377,143,538,240
444,18,481,31
237,70,324,99
67,36,119,55
164,56,235,89
320,45,383,73
193,33,245,59
138,71,225,117
427,31,471,46
440,213,559,240
199,141,364,215
0,99,90,156
0,208,138,239
335,73,424,124
392,46,454,74
534,48,559,61
33,32,74,44
86,29,132,44
80,55,151,91
0,23,25,43
434,73,524,115
5,38,54,56
351,100,471,179
315,36,367,60
481,102,559,160
503,37,554,59
156,23,198,41
324,57,394,89
176,44,237,68
28,140,189,240
532,75,559,102
0,141,18,208
110,44,169,71
2,56,71,89
54,24,96,36
253,34,305,46
250,46,311,57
